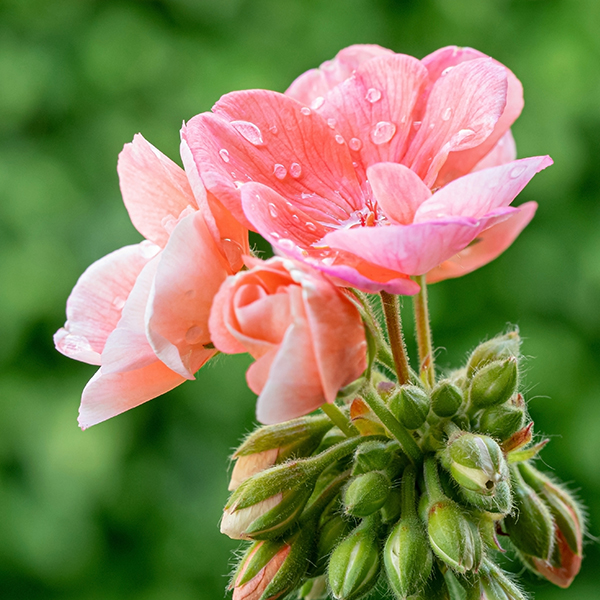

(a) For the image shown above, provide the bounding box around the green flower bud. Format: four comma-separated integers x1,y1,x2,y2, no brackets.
477,400,526,442
384,466,433,598
314,427,347,453
352,440,392,475
343,471,391,517
431,380,464,417
409,564,451,600
390,385,430,430
478,559,527,600
503,467,554,560
312,514,354,576
299,575,328,600
380,488,402,525
466,331,520,378
469,357,518,410
328,514,382,600
231,415,332,489
441,432,509,497
460,479,513,516
427,500,483,573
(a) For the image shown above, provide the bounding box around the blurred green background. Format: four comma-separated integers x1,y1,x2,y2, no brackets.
1,0,599,598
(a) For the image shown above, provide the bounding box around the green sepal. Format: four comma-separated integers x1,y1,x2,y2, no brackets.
469,357,518,410
466,331,520,379
477,403,526,441
299,575,329,600
507,439,549,464
459,479,512,516
390,385,430,430
351,440,392,475
313,514,354,576
380,488,402,524
343,471,391,517
478,559,527,600
431,380,464,417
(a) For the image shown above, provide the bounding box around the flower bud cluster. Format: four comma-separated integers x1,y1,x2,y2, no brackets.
223,331,585,600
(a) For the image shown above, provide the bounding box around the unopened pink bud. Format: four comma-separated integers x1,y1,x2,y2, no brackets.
229,449,280,491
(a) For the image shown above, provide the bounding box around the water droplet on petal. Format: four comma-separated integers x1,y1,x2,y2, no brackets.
442,107,453,121
220,238,244,271
365,88,382,103
269,124,278,135
370,121,396,145
413,120,422,131
184,289,196,298
273,163,287,180
279,238,295,250
139,240,160,259
327,118,337,129
349,137,362,151
290,162,302,178
292,214,300,223
300,106,311,116
510,164,527,179
230,120,264,146
335,134,345,145
456,128,476,142
306,222,317,232
268,202,278,218
270,231,281,239
441,66,454,76
219,148,230,162
311,96,325,110
112,296,126,310
185,325,204,345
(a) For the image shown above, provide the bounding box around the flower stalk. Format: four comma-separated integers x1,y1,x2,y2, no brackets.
320,403,359,438
380,291,411,385
412,274,435,388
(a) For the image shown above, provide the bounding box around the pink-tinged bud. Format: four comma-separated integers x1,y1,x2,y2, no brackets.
222,493,285,540
230,449,280,491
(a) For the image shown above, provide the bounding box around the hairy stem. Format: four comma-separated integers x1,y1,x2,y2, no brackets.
412,275,435,388
380,291,410,385
321,403,359,437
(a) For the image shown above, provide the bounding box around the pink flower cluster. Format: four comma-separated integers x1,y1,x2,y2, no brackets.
55,45,551,428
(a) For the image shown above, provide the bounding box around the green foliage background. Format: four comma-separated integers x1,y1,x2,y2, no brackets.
1,0,599,598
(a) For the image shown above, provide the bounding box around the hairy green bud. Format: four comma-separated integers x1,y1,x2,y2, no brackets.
390,385,430,430
477,398,526,441
343,471,391,517
431,380,464,417
469,357,518,410
466,331,520,378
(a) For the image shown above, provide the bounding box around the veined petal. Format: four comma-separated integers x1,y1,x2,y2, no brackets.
318,54,428,178
427,202,537,283
118,134,197,247
472,130,517,171
323,214,513,276
54,242,160,365
367,162,432,224
404,58,508,186
146,211,230,380
413,156,552,222
286,44,394,105
183,90,363,229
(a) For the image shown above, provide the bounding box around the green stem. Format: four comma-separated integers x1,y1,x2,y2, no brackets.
412,274,435,388
423,456,445,503
321,403,359,437
380,291,411,385
360,384,422,465
401,464,418,518
301,469,352,523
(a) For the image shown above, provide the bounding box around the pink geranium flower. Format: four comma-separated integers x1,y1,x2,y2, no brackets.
55,135,248,428
209,257,367,424
183,45,551,294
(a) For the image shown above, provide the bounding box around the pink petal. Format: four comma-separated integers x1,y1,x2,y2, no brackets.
403,58,508,186
146,211,230,379
54,242,160,365
183,90,363,228
422,47,524,186
285,44,394,105
317,54,428,178
78,356,211,429
323,213,513,276
251,286,325,424
367,162,432,224
299,267,367,403
427,202,537,283
413,156,553,222
101,257,161,374
472,130,517,171
118,134,197,248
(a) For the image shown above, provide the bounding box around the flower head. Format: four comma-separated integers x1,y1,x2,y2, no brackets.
55,134,248,428
183,45,551,293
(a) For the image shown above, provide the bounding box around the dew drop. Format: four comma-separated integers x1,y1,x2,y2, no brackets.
456,128,475,142
139,240,160,259
268,202,278,218
112,296,126,310
311,96,325,110
306,222,317,232
269,124,279,135
290,162,302,178
184,289,196,298
220,238,244,271
335,134,345,145
365,88,382,103
273,163,287,180
370,121,396,145
413,120,422,131
349,137,362,151
510,164,527,179
327,118,337,129
442,107,453,121
300,106,311,116
441,66,454,76
292,214,300,223
185,325,204,345
270,231,281,239
230,120,264,146
279,238,295,250
219,148,230,162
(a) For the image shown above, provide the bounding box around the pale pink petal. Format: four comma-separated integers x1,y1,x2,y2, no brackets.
146,212,230,379
118,134,197,247
183,91,362,228
367,162,432,224
472,130,517,171
403,58,508,186
78,360,188,429
427,202,537,283
251,287,325,424
413,156,552,222
285,44,394,105
297,266,367,403
323,213,515,276
54,242,160,365
317,54,428,178
101,257,161,374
